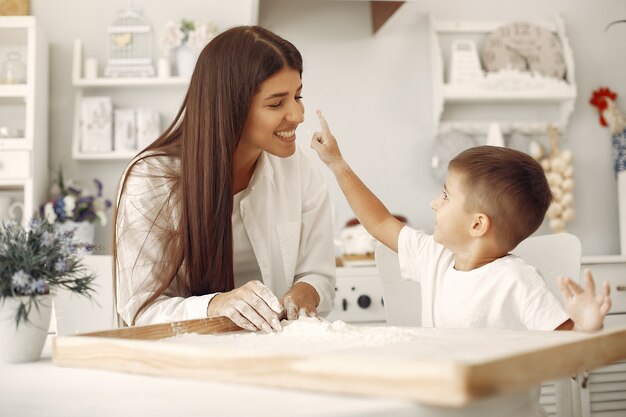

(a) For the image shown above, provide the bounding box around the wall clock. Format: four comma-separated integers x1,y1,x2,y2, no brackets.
481,22,566,79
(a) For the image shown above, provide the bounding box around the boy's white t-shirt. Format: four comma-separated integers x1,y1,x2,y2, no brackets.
397,226,569,331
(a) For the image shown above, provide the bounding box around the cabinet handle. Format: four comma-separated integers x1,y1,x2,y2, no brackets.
617,286,626,292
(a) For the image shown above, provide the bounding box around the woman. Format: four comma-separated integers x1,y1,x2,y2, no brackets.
114,26,335,331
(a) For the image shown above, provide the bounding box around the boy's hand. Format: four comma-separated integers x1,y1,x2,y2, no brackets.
557,270,611,332
310,110,347,172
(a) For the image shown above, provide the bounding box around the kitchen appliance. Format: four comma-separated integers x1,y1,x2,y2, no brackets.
326,266,386,324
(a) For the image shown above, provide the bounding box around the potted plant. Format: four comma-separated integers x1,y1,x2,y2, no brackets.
0,219,96,364
39,168,112,245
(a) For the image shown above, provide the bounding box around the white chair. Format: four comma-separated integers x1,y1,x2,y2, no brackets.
375,233,583,417
51,255,116,335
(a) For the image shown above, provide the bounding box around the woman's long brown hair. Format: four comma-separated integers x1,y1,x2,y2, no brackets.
112,26,303,325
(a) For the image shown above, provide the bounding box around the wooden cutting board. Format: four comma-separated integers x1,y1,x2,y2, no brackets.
52,317,626,407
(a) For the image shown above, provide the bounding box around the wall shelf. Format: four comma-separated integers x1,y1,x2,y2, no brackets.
429,15,577,134
72,150,138,161
71,39,188,161
73,77,189,88
0,84,27,98
442,84,576,102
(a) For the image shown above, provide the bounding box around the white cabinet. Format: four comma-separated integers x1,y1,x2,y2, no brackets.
579,256,626,417
429,15,577,135
70,39,188,161
0,16,48,224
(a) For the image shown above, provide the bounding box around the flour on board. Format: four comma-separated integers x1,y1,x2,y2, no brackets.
162,317,423,355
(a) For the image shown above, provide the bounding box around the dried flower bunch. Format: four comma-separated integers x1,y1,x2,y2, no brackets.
40,168,112,226
0,219,96,326
159,18,218,54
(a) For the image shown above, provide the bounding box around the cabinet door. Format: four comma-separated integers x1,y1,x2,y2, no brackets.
581,260,626,318
579,313,626,417
0,22,31,150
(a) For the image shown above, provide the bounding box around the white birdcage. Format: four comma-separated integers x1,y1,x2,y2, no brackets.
104,5,155,78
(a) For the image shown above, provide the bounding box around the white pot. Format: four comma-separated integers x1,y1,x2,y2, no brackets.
0,294,52,364
55,221,95,245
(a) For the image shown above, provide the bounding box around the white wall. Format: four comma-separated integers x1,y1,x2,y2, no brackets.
31,0,626,256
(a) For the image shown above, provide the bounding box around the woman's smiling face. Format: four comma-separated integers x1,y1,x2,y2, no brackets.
238,67,304,159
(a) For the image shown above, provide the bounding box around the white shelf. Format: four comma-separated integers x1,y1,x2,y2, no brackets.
71,38,189,162
0,17,47,226
73,76,189,88
442,83,576,102
0,139,28,149
429,14,577,134
581,255,626,264
0,84,27,97
0,178,29,188
72,151,138,161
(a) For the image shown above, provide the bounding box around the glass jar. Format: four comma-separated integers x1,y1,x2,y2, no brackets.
0,51,26,84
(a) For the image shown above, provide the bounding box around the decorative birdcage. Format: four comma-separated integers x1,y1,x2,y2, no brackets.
104,5,155,78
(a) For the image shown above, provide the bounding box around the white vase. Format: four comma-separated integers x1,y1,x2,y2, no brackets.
55,221,95,245
0,294,52,364
175,43,198,77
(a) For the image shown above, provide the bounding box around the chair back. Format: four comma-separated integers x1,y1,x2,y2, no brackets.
375,244,421,326
374,233,581,326
511,233,581,305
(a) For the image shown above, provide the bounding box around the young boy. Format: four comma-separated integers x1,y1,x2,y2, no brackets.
311,111,611,332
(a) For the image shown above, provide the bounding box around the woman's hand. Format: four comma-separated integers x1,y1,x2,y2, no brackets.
280,282,320,320
310,110,347,172
558,269,612,332
207,280,283,332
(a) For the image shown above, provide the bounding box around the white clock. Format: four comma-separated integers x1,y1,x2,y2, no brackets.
481,22,566,79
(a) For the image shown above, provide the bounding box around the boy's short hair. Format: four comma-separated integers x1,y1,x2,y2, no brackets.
448,145,553,251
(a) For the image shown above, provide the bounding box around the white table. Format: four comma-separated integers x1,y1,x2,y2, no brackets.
0,337,540,417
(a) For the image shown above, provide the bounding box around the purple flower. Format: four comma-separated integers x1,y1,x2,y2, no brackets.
94,178,104,197
11,270,33,294
68,185,82,196
31,279,49,295
39,171,112,226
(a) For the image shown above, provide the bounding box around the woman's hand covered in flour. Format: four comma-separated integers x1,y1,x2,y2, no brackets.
207,280,283,333
310,110,346,172
280,282,320,320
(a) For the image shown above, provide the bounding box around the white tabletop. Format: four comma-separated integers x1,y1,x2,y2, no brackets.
0,337,539,417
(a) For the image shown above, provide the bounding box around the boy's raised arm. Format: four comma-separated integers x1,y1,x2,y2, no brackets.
311,111,404,252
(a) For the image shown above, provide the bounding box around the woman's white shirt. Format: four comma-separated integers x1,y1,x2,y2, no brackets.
232,189,262,287
115,146,336,325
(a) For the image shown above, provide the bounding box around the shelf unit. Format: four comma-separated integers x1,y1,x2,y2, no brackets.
0,16,48,225
71,39,189,161
429,15,577,135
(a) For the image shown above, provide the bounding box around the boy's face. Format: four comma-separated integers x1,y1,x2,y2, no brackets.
430,169,474,251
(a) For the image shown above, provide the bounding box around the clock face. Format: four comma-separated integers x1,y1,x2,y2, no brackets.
482,22,566,79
